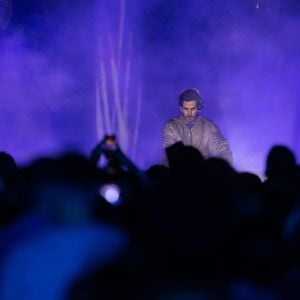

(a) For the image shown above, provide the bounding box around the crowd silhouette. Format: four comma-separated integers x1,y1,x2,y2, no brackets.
0,138,299,300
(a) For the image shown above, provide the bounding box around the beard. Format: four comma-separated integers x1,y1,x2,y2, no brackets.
185,116,197,123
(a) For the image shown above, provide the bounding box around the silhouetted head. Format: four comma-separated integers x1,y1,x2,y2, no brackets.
166,142,204,175
0,151,18,189
265,145,296,179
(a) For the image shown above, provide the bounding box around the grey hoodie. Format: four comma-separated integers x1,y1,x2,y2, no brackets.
163,115,233,164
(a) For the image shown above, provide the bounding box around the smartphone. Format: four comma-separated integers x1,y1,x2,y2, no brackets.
99,183,121,205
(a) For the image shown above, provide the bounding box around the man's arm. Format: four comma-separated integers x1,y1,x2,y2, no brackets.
207,123,233,165
162,122,178,166
163,122,177,149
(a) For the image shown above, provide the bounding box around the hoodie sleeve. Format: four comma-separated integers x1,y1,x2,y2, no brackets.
206,121,233,165
163,121,178,149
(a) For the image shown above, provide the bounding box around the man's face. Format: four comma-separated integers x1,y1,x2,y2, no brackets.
180,100,198,122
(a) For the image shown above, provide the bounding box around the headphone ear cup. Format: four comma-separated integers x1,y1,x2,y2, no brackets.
197,101,203,111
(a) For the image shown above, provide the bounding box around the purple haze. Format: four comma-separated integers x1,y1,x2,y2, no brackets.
0,0,299,174
138,0,300,173
0,1,98,163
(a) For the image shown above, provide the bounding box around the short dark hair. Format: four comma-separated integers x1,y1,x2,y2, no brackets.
179,88,203,109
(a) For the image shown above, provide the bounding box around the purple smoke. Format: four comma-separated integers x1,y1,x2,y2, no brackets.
138,0,300,173
0,1,97,163
0,0,299,175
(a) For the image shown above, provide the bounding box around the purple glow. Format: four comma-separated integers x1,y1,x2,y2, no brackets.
99,184,121,206
0,1,98,163
0,1,299,174
137,0,300,174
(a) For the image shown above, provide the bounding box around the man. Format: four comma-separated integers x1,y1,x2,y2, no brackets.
163,88,233,164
